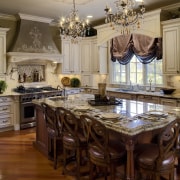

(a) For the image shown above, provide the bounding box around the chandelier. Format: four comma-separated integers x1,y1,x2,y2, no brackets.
104,0,145,34
59,0,89,41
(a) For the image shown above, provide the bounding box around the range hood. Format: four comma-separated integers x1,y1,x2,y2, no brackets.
7,13,62,64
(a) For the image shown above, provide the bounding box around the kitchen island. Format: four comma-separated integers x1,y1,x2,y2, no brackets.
33,93,180,180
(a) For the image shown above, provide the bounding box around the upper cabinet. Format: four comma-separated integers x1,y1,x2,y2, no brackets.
0,28,9,77
61,36,108,75
61,39,81,74
92,41,108,74
162,18,180,74
80,38,92,74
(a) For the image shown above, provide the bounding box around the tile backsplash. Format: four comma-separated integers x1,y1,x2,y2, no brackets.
17,64,45,83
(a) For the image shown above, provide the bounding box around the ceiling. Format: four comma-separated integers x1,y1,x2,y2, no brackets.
0,0,179,25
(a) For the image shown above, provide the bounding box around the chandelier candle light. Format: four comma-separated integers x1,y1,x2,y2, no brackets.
104,0,145,34
59,0,89,42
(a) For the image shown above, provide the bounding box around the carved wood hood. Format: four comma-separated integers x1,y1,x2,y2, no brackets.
7,13,62,63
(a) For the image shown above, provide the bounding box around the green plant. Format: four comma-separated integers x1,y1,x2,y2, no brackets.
0,80,7,93
70,78,80,87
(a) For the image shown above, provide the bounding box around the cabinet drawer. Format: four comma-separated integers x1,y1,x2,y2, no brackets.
0,117,12,127
108,92,121,98
138,95,159,103
0,114,12,127
0,97,12,103
119,93,136,100
0,105,12,114
160,98,177,106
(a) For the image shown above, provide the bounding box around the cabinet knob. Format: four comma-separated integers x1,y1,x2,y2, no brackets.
177,71,179,73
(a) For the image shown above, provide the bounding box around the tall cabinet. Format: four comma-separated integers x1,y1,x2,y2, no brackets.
162,18,180,74
0,28,9,77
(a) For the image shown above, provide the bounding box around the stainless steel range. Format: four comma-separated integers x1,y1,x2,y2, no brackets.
15,86,62,129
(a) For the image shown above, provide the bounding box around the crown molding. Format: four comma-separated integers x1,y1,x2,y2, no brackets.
161,2,180,10
0,13,17,21
18,13,54,23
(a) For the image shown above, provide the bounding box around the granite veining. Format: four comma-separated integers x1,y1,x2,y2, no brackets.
33,93,179,136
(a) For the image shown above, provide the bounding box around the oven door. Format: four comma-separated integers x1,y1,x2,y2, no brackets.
20,102,36,129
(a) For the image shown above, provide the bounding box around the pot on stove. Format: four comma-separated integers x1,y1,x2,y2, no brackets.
17,85,25,91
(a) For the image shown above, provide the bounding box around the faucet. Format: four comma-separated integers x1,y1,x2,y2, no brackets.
129,81,133,91
57,85,61,90
149,79,152,92
57,85,66,97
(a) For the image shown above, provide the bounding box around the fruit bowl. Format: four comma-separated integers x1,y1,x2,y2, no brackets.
160,88,176,95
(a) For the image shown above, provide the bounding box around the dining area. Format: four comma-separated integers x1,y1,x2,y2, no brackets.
33,93,180,180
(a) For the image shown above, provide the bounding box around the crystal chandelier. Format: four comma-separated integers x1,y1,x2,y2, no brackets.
104,0,145,34
59,0,89,41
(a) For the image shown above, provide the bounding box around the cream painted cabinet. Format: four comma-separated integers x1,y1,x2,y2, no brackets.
91,39,99,73
159,98,177,107
0,96,14,131
61,39,81,74
92,41,108,74
80,39,92,74
137,95,159,104
0,28,9,77
162,18,180,74
81,74,92,87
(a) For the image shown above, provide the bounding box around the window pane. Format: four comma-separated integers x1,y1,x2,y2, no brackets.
137,63,143,73
110,56,163,86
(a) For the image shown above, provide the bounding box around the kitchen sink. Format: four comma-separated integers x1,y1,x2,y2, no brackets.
116,89,139,92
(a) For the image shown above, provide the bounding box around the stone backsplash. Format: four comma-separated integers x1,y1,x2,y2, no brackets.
17,64,45,83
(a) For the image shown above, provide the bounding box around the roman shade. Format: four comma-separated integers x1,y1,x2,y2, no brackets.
111,34,162,65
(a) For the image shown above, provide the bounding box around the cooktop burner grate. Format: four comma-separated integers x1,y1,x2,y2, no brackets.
14,86,58,94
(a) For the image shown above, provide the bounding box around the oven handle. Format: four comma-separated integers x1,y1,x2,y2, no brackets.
21,101,35,105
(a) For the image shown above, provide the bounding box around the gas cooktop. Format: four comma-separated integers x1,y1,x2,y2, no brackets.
14,86,58,94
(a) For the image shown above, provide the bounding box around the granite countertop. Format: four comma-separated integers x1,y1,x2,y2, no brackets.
33,93,179,136
1,86,180,100
89,86,180,99
0,91,21,97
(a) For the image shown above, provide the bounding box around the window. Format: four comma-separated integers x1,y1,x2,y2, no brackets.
110,55,163,86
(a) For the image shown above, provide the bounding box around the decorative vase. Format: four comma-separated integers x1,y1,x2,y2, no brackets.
98,83,106,97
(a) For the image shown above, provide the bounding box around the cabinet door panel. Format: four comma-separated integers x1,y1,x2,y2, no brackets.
0,28,8,77
81,42,91,73
162,19,180,75
62,41,71,73
81,75,92,87
62,39,81,74
160,98,177,107
72,43,81,73
92,41,99,73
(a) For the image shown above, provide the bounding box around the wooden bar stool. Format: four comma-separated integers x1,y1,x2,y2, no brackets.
80,114,126,180
41,103,63,169
57,107,89,179
135,121,179,180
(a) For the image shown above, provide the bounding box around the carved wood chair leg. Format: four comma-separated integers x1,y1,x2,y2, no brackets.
63,147,66,174
76,148,80,179
104,167,108,180
89,161,94,180
53,138,57,169
111,164,115,180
